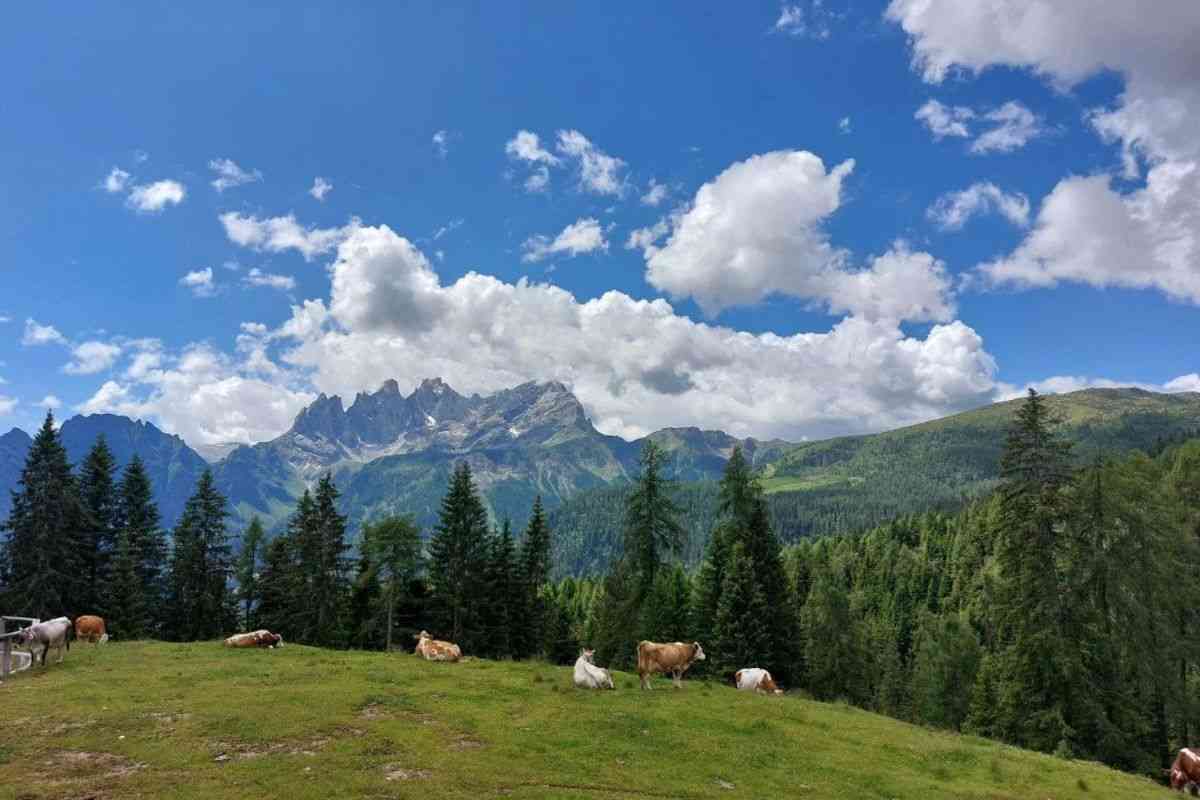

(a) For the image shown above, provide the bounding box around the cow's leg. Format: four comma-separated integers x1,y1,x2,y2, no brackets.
673,670,683,688
58,642,65,663
639,671,650,690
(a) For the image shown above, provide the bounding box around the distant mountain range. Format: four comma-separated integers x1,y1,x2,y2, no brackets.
2,381,1198,576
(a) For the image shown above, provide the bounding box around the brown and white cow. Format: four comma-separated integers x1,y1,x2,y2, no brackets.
223,629,284,649
1169,748,1200,792
74,615,108,644
413,630,461,662
636,641,705,689
734,667,782,695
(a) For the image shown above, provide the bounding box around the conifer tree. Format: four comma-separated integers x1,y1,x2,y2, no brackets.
801,568,861,702
348,542,383,649
909,613,981,730
309,474,350,647
517,496,552,658
991,388,1075,752
255,534,299,637
482,518,518,658
623,441,684,598
712,543,771,678
1,412,86,617
166,470,234,641
104,529,149,639
361,515,423,652
235,517,266,630
427,462,490,651
115,455,166,632
78,435,118,613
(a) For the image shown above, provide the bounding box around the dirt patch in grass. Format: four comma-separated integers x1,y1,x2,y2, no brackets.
43,749,146,781
384,764,432,781
450,734,486,750
211,735,333,761
358,703,390,721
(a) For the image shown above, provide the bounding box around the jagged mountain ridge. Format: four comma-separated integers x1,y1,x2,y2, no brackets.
211,377,779,533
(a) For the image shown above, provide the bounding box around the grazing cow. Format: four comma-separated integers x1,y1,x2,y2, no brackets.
223,629,284,649
74,615,108,645
636,641,705,690
17,617,72,667
574,649,615,690
413,631,461,662
1169,748,1200,793
734,667,782,695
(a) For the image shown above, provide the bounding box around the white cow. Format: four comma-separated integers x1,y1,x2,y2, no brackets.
18,617,72,667
573,649,615,690
734,667,782,694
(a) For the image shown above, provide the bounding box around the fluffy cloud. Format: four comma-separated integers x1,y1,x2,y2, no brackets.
208,158,262,192
889,0,1200,303
928,182,1031,230
309,176,333,201
642,150,954,321
22,318,67,346
0,395,16,416
38,395,62,409
505,130,560,166
63,340,122,375
243,268,296,292
103,167,131,193
999,373,1200,400
522,218,608,263
641,179,669,207
971,101,1044,154
180,267,216,298
78,342,314,448
915,99,1043,153
219,212,352,261
126,179,186,213
255,222,998,442
524,166,550,193
556,130,626,196
626,219,671,254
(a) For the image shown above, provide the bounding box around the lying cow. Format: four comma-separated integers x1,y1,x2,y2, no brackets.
1170,748,1200,793
734,667,782,695
18,617,72,667
413,630,461,662
223,629,284,649
636,640,705,690
74,615,109,645
574,649,614,689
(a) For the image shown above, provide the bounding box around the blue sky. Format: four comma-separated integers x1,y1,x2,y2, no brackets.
1,1,1197,451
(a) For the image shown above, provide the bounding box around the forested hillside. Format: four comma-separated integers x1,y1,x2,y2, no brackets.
551,387,1200,575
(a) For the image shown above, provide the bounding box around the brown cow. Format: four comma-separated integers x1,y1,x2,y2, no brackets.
734,667,782,695
636,641,705,689
413,631,461,662
74,615,108,645
223,630,284,649
1170,748,1200,793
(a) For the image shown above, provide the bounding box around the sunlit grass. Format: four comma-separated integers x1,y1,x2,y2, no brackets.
0,642,1171,799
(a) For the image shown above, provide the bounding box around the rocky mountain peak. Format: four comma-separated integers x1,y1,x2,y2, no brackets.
290,393,348,441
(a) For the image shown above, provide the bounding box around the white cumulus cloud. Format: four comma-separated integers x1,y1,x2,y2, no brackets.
556,130,627,196
103,167,131,193
641,179,669,207
126,179,186,213
38,395,62,410
22,318,67,346
928,182,1031,231
0,395,16,416
309,176,333,201
243,268,296,292
522,218,609,263
64,340,122,375
180,267,217,298
219,212,353,261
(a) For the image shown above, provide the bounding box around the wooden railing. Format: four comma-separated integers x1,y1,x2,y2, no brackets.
1,616,39,679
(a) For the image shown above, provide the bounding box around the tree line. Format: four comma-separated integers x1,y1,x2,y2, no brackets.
4,393,1200,781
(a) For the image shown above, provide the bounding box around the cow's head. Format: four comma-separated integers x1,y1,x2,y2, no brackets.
270,633,284,648
691,643,706,662
414,630,431,641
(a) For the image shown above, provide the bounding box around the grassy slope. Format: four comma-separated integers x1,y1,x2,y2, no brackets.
0,642,1171,800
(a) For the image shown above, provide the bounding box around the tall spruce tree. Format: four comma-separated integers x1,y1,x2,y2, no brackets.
991,388,1075,752
517,496,552,658
115,455,166,633
255,534,299,638
78,435,118,613
166,470,234,641
712,542,771,678
482,518,518,658
235,517,266,630
309,474,350,647
427,462,491,652
104,529,149,639
1,412,86,617
623,441,684,597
